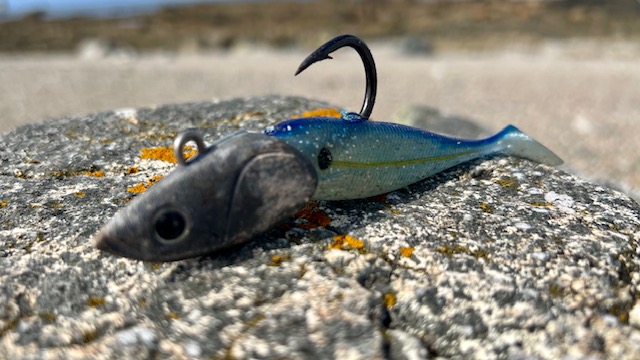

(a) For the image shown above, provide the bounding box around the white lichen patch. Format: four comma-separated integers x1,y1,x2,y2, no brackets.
114,108,139,124
514,222,532,231
44,183,98,200
544,191,575,213
116,326,156,347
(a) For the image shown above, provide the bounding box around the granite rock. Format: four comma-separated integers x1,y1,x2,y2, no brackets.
1,96,639,359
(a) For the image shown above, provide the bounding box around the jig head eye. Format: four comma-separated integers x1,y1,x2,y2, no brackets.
153,208,190,243
174,130,207,166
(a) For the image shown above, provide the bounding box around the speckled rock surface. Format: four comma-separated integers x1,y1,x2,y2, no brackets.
1,96,639,359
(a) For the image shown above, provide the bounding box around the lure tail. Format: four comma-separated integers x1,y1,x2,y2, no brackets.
492,125,563,166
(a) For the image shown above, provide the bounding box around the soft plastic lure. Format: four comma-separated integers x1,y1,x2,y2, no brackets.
266,114,561,200
94,34,562,261
266,35,562,200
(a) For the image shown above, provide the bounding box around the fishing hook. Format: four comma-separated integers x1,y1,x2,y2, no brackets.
295,34,378,119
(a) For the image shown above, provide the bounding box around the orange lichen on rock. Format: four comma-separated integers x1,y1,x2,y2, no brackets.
268,254,290,266
140,146,196,164
383,293,397,308
81,170,105,177
48,169,104,178
480,203,492,213
166,312,179,320
127,183,147,194
146,175,164,186
293,108,342,119
399,247,414,257
388,207,401,215
0,200,8,208
295,201,331,229
328,234,364,251
530,202,553,207
87,297,106,307
127,175,165,194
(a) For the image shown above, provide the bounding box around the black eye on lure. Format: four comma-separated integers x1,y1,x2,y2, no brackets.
94,131,317,261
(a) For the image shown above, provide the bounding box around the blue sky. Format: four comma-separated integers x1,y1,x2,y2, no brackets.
2,0,245,18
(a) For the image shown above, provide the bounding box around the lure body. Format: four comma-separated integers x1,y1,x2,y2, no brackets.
265,113,562,200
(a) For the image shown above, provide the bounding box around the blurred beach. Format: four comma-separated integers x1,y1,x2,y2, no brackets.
0,0,638,198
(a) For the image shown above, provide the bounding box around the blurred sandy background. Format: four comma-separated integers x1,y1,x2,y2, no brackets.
0,0,638,198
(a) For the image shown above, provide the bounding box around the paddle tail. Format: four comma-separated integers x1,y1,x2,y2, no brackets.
494,125,563,166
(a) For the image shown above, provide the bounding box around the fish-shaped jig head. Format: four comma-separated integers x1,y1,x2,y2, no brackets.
94,131,317,261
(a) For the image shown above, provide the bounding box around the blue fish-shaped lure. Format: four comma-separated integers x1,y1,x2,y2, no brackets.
265,112,563,200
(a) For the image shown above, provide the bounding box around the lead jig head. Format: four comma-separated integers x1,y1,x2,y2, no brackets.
94,131,318,261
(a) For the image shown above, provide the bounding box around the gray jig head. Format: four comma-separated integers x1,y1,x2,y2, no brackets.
94,131,318,261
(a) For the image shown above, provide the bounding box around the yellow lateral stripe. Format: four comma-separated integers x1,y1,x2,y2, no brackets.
331,151,475,169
